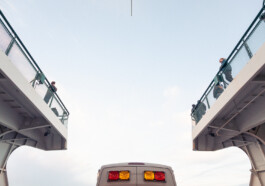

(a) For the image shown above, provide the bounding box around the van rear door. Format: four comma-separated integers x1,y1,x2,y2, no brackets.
97,166,136,186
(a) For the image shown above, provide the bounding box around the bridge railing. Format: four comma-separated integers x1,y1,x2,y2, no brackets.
191,6,265,125
0,10,69,127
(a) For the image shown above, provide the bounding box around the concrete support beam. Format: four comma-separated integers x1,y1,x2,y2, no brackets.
242,142,265,185
0,142,18,186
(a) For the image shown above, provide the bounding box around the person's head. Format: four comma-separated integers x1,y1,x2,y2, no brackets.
51,81,56,85
219,58,225,63
192,104,196,108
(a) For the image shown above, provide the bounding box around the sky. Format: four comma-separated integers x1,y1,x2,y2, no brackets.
0,0,263,185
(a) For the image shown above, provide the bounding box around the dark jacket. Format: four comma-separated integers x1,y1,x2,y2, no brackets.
213,85,224,99
220,59,231,72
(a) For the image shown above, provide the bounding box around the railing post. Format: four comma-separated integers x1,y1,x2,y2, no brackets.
206,97,210,109
49,95,54,108
244,41,253,59
218,73,228,89
5,37,15,55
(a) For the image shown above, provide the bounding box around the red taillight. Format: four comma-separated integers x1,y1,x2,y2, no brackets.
154,172,165,181
108,171,119,180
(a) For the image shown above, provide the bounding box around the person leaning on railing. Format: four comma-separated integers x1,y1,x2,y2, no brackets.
213,82,224,99
219,58,233,82
191,104,198,122
197,100,206,121
44,81,57,104
191,100,206,123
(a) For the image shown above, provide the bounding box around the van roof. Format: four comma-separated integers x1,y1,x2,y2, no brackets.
100,162,173,170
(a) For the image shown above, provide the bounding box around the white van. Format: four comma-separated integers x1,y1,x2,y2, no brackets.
96,162,177,186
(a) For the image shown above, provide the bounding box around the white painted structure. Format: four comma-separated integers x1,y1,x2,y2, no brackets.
0,11,69,186
191,7,265,185
0,51,68,185
192,40,265,185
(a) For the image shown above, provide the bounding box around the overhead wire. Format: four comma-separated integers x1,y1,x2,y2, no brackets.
131,0,133,16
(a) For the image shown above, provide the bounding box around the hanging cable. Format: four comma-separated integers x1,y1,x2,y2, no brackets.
131,0,133,16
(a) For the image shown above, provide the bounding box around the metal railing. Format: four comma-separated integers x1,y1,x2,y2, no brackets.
191,6,265,125
0,10,69,127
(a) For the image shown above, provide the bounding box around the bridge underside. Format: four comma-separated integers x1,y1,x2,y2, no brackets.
0,73,67,185
0,51,67,185
0,69,67,151
193,44,265,185
194,71,265,152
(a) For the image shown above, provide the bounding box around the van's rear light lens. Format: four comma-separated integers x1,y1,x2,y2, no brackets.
108,171,130,181
144,171,155,180
144,171,165,181
108,171,119,180
119,171,130,180
155,172,165,181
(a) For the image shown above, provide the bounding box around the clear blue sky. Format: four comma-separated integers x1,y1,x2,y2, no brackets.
0,0,263,185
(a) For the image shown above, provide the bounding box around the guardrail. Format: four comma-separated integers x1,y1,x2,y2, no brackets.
0,10,69,126
191,6,265,124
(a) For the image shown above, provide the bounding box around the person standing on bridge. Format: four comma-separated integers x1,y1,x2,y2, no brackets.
219,58,233,82
44,81,57,104
191,104,199,123
197,100,206,116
